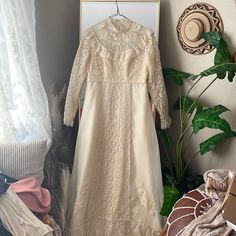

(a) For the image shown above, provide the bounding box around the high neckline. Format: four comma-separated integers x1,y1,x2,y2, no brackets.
88,17,149,53
106,17,133,33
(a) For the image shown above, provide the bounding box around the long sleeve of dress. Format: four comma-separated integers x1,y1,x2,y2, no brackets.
147,33,171,129
64,34,91,127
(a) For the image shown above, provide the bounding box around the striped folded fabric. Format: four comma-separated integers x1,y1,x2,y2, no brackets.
0,140,49,183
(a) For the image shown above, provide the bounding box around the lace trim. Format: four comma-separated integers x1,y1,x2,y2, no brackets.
84,21,153,59
63,35,91,126
87,83,130,219
146,33,171,129
88,80,146,84
106,17,133,33
67,218,161,236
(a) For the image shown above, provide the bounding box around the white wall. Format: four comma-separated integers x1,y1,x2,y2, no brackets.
35,0,80,93
159,0,236,174
35,0,81,166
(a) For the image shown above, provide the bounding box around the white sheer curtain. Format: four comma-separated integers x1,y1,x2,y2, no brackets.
0,0,51,144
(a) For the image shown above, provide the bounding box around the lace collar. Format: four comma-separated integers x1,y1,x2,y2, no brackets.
86,17,152,56
105,17,133,33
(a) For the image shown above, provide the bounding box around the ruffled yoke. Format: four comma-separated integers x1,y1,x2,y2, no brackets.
84,17,154,59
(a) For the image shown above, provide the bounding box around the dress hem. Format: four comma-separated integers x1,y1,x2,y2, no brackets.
65,218,161,236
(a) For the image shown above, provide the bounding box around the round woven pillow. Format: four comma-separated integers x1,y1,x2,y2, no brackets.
165,189,213,236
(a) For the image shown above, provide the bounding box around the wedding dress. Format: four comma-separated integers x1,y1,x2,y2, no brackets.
64,17,171,236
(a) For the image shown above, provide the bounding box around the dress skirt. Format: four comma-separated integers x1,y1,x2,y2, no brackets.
65,81,164,235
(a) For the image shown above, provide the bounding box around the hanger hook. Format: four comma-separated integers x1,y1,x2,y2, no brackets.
115,0,120,15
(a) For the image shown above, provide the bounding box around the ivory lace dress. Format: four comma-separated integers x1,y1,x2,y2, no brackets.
64,17,171,236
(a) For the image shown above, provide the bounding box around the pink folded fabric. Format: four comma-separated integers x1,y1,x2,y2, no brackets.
10,177,51,214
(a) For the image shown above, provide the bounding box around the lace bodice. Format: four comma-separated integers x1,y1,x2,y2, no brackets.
64,17,171,129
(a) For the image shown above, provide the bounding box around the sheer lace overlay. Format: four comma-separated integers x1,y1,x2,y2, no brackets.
0,0,52,143
64,18,170,236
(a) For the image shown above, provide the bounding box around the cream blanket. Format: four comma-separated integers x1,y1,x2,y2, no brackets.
181,169,236,236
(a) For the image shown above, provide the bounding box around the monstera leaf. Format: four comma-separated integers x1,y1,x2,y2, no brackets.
214,38,234,80
200,32,236,81
200,131,236,155
174,96,203,114
214,36,234,80
228,70,236,82
203,31,232,65
200,63,236,81
163,68,196,86
214,38,232,65
160,185,180,216
192,105,231,134
202,32,221,48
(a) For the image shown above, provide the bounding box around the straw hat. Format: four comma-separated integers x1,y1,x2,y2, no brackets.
176,3,224,55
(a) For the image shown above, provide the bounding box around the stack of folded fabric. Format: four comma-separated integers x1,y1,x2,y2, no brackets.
0,172,62,236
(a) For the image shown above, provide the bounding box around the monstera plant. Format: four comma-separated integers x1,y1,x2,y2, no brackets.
159,32,236,216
